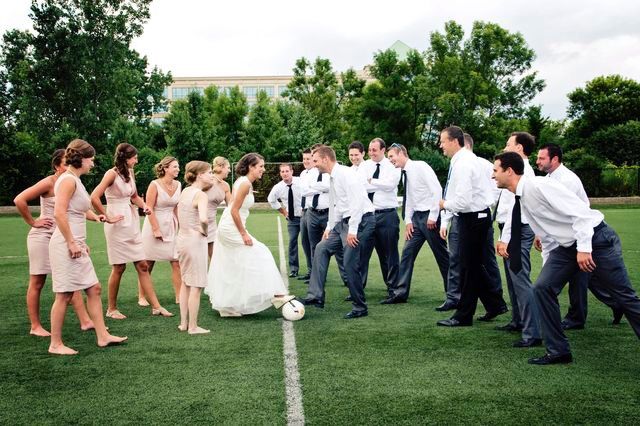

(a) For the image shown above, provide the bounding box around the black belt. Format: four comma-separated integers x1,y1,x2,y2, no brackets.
375,208,396,214
342,212,374,223
309,208,328,214
458,208,491,218
594,221,606,232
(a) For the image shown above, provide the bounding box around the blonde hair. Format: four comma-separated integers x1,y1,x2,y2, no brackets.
184,160,211,184
154,156,178,178
211,156,230,175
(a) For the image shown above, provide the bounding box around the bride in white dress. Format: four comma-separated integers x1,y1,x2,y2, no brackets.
205,153,294,316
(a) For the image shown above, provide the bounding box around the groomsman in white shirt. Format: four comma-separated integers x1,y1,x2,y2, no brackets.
349,141,368,182
535,143,622,329
267,163,303,278
302,146,375,319
437,126,508,327
385,143,449,303
494,132,542,348
300,144,331,281
493,151,640,364
297,149,314,282
360,138,402,299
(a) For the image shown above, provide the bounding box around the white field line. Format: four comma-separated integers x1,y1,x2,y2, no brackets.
277,216,305,426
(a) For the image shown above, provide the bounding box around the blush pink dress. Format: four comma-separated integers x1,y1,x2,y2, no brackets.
176,186,208,288
49,173,98,292
27,195,55,275
205,181,226,244
142,180,181,261
103,169,145,265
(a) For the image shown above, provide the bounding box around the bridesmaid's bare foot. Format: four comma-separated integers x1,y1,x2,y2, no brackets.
97,334,128,347
188,327,210,335
30,327,51,337
48,344,78,355
138,298,150,307
178,324,187,332
80,320,95,331
106,309,127,320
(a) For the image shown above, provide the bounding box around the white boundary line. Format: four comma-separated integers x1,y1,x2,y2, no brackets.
277,216,305,426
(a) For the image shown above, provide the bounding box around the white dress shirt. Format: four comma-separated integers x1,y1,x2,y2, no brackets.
515,175,604,253
328,164,374,234
548,164,589,205
351,163,369,184
440,148,493,229
402,159,442,224
267,177,302,218
299,167,330,209
497,160,535,244
540,163,590,258
477,156,502,206
362,158,400,210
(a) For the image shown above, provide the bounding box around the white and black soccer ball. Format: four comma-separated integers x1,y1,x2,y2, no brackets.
282,300,305,321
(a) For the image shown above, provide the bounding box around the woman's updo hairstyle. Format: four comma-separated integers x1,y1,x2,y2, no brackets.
64,139,96,169
114,143,138,182
184,161,211,184
235,153,264,176
51,149,66,171
154,156,178,178
212,156,230,175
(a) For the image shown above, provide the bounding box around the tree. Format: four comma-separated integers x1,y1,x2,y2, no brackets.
210,86,248,161
567,75,640,137
163,91,213,165
0,0,171,154
245,90,284,159
275,101,323,161
285,57,342,145
424,20,545,145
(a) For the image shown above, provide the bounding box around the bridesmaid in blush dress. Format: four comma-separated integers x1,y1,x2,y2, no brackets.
176,161,214,334
13,149,93,336
90,143,172,320
139,157,182,305
48,139,127,355
206,156,231,261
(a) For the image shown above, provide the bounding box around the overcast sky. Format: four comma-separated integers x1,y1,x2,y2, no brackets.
1,0,639,119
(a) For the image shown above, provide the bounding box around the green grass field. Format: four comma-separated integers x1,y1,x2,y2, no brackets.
0,208,639,425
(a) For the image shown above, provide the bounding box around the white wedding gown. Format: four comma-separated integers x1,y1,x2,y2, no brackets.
205,176,288,315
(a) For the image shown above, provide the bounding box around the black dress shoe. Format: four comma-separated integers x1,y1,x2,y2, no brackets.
435,301,457,312
561,321,585,330
344,310,368,319
477,306,509,322
301,298,324,308
612,308,624,325
297,274,310,281
344,295,352,302
380,296,407,305
288,271,298,278
303,279,310,285
513,338,543,348
495,323,523,332
528,352,573,365
436,318,472,327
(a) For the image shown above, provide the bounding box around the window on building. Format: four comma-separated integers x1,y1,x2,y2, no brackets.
278,85,288,96
243,86,258,97
258,86,274,97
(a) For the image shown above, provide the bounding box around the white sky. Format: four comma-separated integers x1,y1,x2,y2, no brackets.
1,0,639,119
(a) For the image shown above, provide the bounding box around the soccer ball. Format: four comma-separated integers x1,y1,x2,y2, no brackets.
282,300,305,321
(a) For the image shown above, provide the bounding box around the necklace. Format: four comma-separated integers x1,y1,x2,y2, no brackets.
213,175,225,184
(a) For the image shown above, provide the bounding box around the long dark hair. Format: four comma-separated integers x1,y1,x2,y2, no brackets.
114,143,137,182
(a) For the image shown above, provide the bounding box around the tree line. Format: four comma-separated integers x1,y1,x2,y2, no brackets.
1,0,639,204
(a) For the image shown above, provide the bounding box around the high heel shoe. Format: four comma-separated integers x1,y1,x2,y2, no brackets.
151,307,174,317
138,298,150,307
271,295,295,309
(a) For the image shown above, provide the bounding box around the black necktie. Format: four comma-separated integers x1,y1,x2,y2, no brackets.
368,163,380,201
492,190,503,222
442,163,452,199
311,173,322,208
507,195,522,273
401,170,407,220
287,184,295,220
